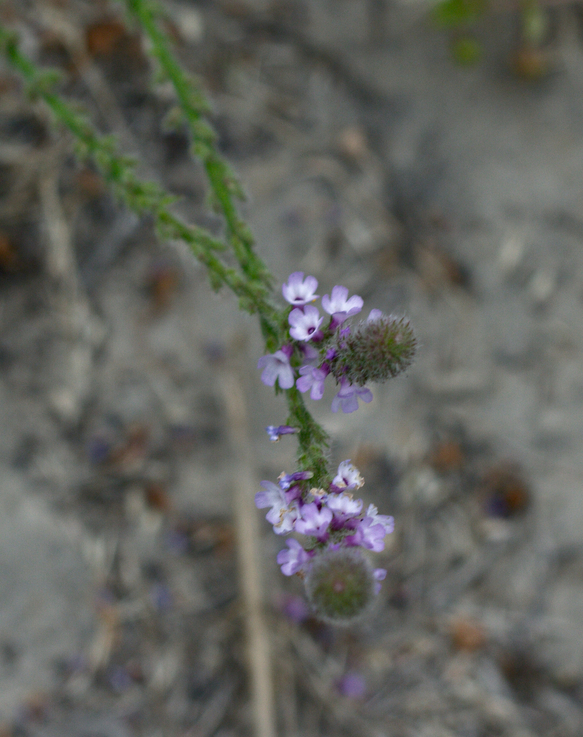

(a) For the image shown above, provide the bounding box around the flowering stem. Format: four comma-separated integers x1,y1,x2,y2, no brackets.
0,22,331,473
285,386,330,488
121,0,273,293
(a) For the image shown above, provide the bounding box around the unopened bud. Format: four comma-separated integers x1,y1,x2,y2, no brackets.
328,315,416,386
304,548,377,625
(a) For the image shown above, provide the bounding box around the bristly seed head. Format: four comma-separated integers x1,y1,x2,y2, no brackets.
327,315,416,386
304,548,377,625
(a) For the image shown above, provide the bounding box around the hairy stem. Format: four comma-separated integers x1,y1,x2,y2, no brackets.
122,0,272,291
0,22,330,472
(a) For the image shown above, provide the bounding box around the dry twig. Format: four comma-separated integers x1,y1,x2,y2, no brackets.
221,352,276,737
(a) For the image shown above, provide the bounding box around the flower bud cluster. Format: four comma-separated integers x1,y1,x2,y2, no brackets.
257,272,416,414
256,459,392,622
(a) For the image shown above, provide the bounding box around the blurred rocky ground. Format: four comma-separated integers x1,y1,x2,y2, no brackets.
1,0,583,735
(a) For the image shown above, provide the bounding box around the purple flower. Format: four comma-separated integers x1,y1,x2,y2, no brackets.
270,502,299,534
255,481,299,534
255,480,283,510
289,306,323,342
367,308,383,322
366,504,394,534
373,567,387,595
296,365,328,400
327,492,363,521
295,502,333,539
336,672,367,699
150,583,173,611
332,460,364,490
277,539,311,576
108,665,132,693
322,286,363,324
282,272,319,306
257,349,295,389
279,593,310,622
266,425,297,442
345,516,387,552
301,343,320,364
331,379,373,413
279,470,314,490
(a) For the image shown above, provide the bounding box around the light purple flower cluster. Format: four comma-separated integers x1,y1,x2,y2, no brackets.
257,272,377,413
256,459,392,592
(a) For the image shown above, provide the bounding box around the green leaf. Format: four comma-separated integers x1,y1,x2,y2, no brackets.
451,36,482,65
433,0,486,27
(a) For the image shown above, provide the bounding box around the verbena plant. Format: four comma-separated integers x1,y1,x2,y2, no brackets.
0,0,416,624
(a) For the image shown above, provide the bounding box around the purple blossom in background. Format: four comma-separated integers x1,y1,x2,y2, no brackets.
296,365,328,400
322,285,363,325
279,593,310,622
150,583,173,611
289,305,323,341
277,538,311,576
332,460,364,490
336,672,367,699
86,436,112,465
367,308,383,322
108,665,133,693
331,379,373,413
257,348,295,389
282,271,319,306
265,425,297,442
295,502,333,539
373,568,387,595
165,529,190,555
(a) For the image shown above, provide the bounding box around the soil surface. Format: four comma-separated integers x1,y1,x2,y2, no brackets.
1,1,583,736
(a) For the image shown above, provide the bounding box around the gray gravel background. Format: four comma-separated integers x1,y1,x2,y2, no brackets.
1,1,583,735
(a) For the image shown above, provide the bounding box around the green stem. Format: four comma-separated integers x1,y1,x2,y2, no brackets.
0,22,331,476
286,386,330,488
122,0,272,291
0,26,277,326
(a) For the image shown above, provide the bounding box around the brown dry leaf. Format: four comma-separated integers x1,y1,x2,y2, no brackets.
39,32,74,73
415,242,468,291
0,74,19,95
337,126,369,162
85,19,127,57
0,231,20,272
108,424,150,471
75,167,105,199
450,617,487,653
352,443,382,469
145,483,171,513
146,261,181,311
430,440,464,473
481,463,530,518
191,520,235,556
375,245,400,277
161,17,183,46
511,46,549,81
20,693,50,723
